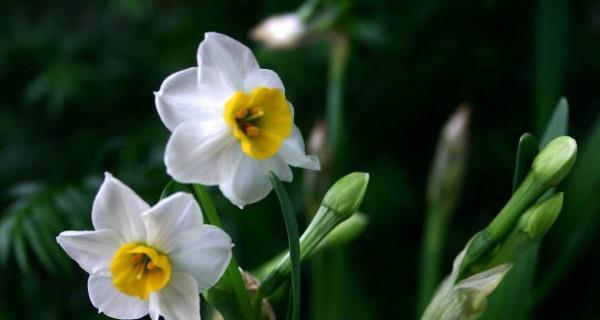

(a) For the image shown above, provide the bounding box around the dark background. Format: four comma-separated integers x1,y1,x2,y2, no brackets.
1,0,598,319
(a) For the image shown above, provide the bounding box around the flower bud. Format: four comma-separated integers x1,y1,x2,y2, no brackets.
322,172,369,219
251,13,306,50
522,193,563,240
532,136,577,188
427,105,469,214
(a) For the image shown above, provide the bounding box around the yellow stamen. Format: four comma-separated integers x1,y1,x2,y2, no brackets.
146,260,157,271
245,125,261,137
235,108,248,119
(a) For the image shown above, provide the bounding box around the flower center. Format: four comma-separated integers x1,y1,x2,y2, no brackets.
225,86,293,159
110,243,172,301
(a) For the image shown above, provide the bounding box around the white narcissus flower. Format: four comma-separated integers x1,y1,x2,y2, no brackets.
250,13,306,50
155,32,320,208
56,173,233,320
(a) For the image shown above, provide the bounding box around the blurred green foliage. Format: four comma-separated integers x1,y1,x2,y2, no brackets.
1,0,599,319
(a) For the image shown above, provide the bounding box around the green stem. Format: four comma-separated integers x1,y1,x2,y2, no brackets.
192,185,255,320
458,173,545,279
417,205,447,315
268,173,301,320
326,33,349,160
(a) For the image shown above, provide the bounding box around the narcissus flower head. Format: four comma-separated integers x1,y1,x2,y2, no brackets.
57,173,232,320
155,32,320,208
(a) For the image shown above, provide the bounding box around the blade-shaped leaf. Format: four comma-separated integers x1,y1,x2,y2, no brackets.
540,98,568,148
269,173,301,320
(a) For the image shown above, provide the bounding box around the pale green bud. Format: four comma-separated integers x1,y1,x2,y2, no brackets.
322,172,369,219
522,193,563,240
532,136,577,188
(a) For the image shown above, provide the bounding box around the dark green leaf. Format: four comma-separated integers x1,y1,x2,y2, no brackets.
512,133,539,192
159,180,190,200
269,173,301,320
539,98,568,148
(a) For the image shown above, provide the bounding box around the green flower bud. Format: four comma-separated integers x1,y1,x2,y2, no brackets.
322,172,369,219
532,136,577,188
522,193,563,240
258,173,369,296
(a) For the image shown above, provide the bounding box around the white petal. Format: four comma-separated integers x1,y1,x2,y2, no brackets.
243,68,285,93
141,192,203,252
88,274,149,319
197,32,259,93
168,225,232,292
279,126,320,170
92,173,148,243
165,121,233,185
218,146,272,208
149,272,200,320
155,67,223,131
262,157,293,182
57,229,123,276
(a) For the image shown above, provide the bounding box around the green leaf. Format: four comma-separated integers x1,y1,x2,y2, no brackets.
539,98,569,148
22,217,57,274
269,173,301,320
13,233,30,273
159,180,189,200
512,133,539,192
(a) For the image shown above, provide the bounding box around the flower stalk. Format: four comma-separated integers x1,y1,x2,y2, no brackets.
418,106,470,313
259,172,369,298
458,136,576,279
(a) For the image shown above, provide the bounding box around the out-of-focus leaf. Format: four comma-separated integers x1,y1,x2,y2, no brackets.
539,98,568,148
512,133,539,192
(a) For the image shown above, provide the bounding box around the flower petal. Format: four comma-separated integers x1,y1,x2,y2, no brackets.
168,225,232,292
262,157,293,182
218,146,272,208
56,229,123,276
279,126,320,170
155,67,223,131
149,272,200,320
165,121,232,185
92,173,148,243
88,274,149,319
197,32,259,93
243,68,285,93
141,192,203,252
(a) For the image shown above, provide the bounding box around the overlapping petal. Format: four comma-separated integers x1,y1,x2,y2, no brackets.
279,126,321,170
165,121,233,185
88,274,149,319
92,173,148,243
218,146,273,208
57,229,123,276
155,67,223,131
141,192,204,252
167,225,232,292
149,272,200,320
197,32,259,94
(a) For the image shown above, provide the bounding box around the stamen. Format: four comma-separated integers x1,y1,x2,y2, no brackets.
147,261,157,271
246,107,264,121
131,253,143,264
245,125,260,137
235,108,248,119
135,264,145,280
